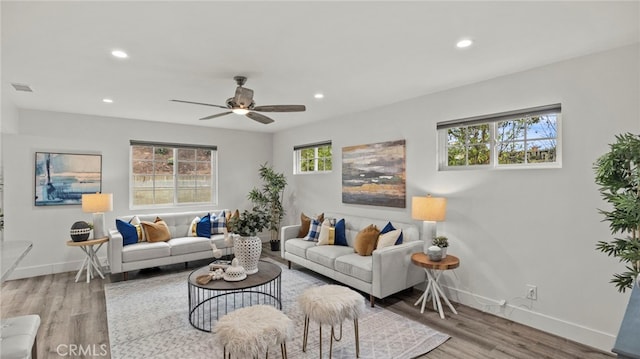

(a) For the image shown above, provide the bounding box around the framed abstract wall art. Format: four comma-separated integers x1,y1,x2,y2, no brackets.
342,139,406,208
34,152,102,206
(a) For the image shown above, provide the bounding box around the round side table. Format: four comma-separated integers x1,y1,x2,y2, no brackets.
411,252,459,319
66,237,108,283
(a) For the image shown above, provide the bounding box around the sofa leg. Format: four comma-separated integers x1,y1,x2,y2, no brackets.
123,272,128,281
32,335,37,359
370,294,375,307
288,261,291,269
185,262,188,269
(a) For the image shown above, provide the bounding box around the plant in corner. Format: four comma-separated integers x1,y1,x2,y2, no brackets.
594,132,640,293
247,163,287,251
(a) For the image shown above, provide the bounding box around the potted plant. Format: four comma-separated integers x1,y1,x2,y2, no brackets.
432,236,449,257
227,206,270,275
247,163,287,251
594,133,640,356
594,132,640,292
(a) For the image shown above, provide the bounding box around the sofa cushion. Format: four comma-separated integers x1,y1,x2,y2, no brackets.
211,234,232,250
298,213,324,238
306,245,355,269
141,217,171,242
335,254,373,283
169,236,211,256
122,241,171,262
285,238,316,258
353,224,380,256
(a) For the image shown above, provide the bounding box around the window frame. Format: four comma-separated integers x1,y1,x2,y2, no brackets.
293,141,333,175
437,104,562,171
129,140,218,209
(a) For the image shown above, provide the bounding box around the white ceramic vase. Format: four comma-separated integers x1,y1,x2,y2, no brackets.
232,234,262,275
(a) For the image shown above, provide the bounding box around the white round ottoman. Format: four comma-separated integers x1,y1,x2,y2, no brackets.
298,284,365,358
213,305,292,359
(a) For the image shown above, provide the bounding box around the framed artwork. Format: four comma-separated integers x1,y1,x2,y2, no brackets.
342,139,406,208
34,152,102,206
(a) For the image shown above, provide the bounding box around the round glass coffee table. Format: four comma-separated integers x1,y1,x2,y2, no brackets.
188,260,282,332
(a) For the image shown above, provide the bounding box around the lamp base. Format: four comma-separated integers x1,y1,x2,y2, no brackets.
422,221,438,253
92,212,106,239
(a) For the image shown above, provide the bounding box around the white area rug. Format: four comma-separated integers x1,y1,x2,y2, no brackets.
105,261,449,359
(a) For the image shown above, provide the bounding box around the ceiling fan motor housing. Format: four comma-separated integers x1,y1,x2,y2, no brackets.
230,87,255,109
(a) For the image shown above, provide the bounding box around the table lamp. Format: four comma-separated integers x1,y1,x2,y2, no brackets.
82,193,113,239
411,194,447,252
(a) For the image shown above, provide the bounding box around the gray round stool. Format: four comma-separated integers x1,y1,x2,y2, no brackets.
213,305,293,359
298,284,365,358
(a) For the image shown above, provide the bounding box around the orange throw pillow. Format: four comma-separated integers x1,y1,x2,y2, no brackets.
141,217,171,242
297,212,325,238
226,209,240,232
354,224,380,256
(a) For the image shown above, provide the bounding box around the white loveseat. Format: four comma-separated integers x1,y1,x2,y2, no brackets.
108,210,231,280
281,212,425,306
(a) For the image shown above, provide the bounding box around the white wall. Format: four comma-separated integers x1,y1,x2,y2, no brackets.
2,109,272,278
273,44,640,351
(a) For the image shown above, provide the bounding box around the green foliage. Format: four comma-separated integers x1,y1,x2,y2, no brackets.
247,163,287,240
227,207,270,237
594,132,640,292
432,236,448,248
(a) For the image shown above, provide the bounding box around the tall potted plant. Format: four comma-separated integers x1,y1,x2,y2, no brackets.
594,132,640,292
248,163,287,251
594,133,640,356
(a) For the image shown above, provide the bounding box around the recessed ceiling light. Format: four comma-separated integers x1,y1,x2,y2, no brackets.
111,50,128,58
314,93,324,99
456,39,473,48
102,98,113,103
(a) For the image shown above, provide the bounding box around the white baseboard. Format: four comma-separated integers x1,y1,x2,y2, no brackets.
442,285,616,353
5,256,109,281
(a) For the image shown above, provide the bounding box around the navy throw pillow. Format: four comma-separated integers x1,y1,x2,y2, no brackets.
197,213,212,238
380,221,403,245
334,218,348,246
116,219,138,246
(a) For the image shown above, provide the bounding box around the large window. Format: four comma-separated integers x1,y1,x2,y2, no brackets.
294,141,332,174
130,141,217,207
438,104,561,170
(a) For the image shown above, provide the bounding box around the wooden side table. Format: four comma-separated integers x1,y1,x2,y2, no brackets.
66,237,108,283
411,252,460,319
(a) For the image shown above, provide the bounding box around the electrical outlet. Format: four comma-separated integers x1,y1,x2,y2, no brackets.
526,284,537,300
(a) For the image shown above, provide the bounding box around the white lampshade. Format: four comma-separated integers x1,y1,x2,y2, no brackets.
82,193,113,213
411,195,447,222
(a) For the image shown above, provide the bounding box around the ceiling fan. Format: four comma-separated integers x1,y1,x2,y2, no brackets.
171,76,306,124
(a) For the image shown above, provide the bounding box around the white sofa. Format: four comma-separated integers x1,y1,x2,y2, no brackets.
281,212,425,306
108,210,232,280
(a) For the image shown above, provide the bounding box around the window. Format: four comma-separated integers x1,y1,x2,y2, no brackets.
438,104,561,170
294,141,332,174
130,141,217,207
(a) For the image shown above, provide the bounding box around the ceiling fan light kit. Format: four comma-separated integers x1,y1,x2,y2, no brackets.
171,75,306,124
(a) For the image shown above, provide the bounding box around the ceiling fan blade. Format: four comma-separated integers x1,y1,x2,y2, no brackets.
246,111,274,124
252,105,306,112
199,111,233,120
171,99,228,110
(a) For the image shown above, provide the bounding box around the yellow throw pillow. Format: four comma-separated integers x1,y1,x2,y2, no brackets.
354,224,380,256
129,215,146,242
298,212,325,238
188,216,201,237
141,217,171,242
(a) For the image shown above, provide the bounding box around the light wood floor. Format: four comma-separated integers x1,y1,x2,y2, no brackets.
1,245,614,359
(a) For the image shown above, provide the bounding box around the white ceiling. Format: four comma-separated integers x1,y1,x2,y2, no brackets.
2,1,639,133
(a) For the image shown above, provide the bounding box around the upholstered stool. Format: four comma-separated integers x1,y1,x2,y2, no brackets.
0,314,41,359
298,284,365,358
213,305,292,359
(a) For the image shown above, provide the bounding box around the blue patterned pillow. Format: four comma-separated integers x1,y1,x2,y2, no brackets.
211,211,227,234
304,219,321,241
116,219,138,246
380,221,403,245
334,218,348,246
196,213,212,237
